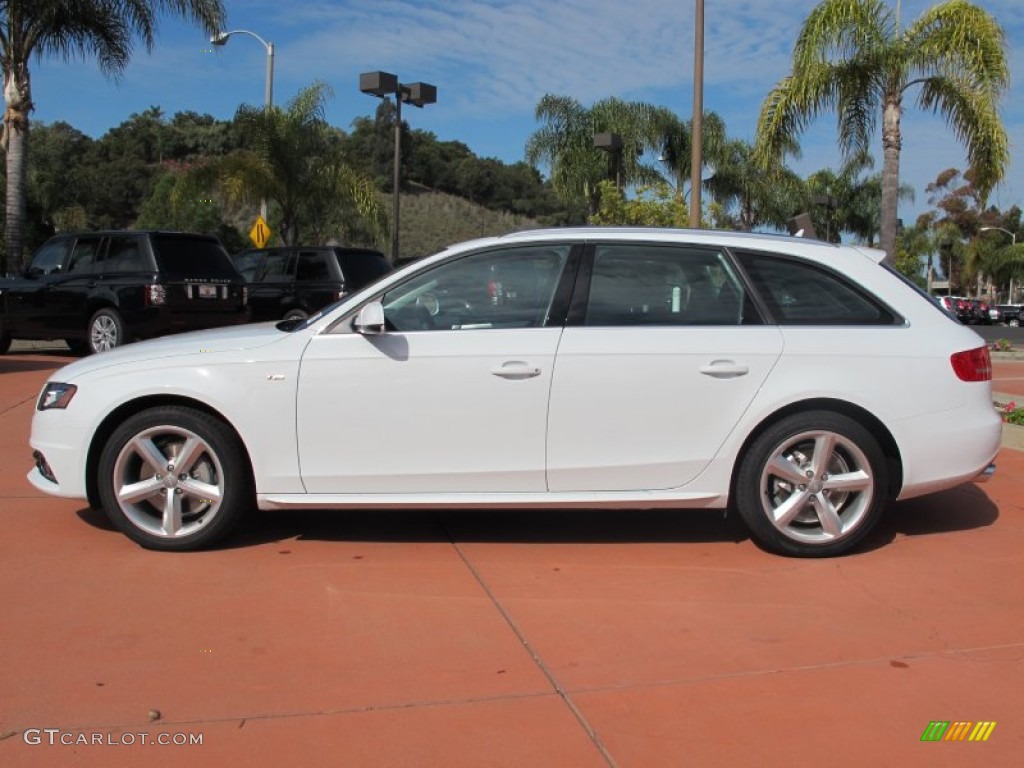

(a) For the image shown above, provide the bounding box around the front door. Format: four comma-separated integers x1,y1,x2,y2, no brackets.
296,243,574,494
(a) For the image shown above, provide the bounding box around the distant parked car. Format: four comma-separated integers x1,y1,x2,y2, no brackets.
232,245,392,322
0,231,249,354
997,304,1023,327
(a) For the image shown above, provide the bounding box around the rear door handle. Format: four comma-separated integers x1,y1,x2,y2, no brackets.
491,361,542,380
699,360,749,378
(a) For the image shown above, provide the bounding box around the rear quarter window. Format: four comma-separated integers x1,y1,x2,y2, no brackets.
151,235,239,279
735,249,899,325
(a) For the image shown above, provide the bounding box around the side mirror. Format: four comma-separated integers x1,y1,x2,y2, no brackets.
353,301,386,335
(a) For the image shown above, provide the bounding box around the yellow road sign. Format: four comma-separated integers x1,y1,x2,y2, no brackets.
249,216,272,248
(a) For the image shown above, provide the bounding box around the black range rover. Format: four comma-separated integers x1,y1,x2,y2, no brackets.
231,245,391,322
0,231,249,354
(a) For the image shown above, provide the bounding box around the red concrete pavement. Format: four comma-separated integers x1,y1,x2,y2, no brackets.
993,359,1024,398
1,351,1021,767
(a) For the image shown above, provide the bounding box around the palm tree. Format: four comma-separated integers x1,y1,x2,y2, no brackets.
525,95,666,215
704,138,803,232
754,0,1009,263
1,1,226,273
212,82,385,247
653,109,728,198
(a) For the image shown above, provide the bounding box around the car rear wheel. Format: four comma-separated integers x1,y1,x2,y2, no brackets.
734,411,887,557
88,308,125,353
282,308,308,321
1009,318,1020,328
97,406,252,551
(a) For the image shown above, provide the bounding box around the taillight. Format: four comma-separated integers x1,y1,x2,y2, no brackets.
950,346,992,382
146,285,167,306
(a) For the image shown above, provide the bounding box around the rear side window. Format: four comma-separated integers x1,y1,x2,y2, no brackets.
258,251,295,282
151,235,238,278
735,250,898,325
584,244,758,326
336,250,391,290
296,251,331,281
67,237,102,274
101,235,149,273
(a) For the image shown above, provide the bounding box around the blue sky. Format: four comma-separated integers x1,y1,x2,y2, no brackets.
29,0,1024,227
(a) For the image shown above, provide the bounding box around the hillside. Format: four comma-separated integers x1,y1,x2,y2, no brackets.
387,186,545,261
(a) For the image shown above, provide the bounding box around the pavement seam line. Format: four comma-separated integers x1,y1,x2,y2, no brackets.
0,394,38,417
440,519,619,768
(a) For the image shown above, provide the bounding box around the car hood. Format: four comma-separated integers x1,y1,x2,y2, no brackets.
53,323,288,380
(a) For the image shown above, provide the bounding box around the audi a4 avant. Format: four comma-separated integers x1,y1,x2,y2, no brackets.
28,228,1001,557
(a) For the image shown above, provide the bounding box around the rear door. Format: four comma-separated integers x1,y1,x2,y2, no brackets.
294,250,338,314
45,235,104,335
246,249,295,321
150,234,247,331
546,242,784,491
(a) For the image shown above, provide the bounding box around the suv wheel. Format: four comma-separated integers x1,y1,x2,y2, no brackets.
734,411,888,557
1009,317,1020,328
97,406,252,551
282,309,308,321
89,308,125,353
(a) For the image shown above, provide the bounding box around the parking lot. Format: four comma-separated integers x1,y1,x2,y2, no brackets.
1,348,1022,767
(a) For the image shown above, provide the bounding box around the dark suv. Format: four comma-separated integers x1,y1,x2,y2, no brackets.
232,246,391,322
0,231,249,354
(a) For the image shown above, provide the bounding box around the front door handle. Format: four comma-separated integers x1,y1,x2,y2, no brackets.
491,361,542,380
699,360,749,378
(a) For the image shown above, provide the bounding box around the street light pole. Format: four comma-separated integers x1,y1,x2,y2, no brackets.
689,0,705,229
360,72,437,263
212,29,274,222
980,226,1018,303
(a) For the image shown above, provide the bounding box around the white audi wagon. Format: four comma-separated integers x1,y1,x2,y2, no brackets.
28,228,1001,556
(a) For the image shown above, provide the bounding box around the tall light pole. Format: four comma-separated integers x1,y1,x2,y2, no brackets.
980,226,1019,302
360,72,437,263
212,29,274,222
689,0,705,229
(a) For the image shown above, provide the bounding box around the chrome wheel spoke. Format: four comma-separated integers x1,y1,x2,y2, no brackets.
812,493,843,538
118,477,164,505
824,469,871,494
809,433,837,476
179,478,221,503
174,436,206,475
772,489,812,527
161,490,184,536
767,454,806,486
131,437,168,474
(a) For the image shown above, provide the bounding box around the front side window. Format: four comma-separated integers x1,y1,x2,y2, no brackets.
584,244,756,326
735,250,899,325
29,239,72,275
381,245,570,331
67,238,101,274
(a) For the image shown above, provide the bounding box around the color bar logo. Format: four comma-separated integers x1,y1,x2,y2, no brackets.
921,721,996,742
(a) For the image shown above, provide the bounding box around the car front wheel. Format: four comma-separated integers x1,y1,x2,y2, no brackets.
88,308,125,353
97,406,252,551
734,412,888,557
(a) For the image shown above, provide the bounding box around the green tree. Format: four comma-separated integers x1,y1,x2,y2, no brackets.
704,138,802,232
754,0,1009,263
1,0,226,272
213,82,385,247
525,95,665,215
589,180,690,227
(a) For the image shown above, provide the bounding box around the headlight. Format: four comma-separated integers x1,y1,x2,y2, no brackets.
37,382,77,411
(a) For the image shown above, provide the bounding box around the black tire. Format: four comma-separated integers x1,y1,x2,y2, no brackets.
64,339,89,355
97,406,252,551
1009,318,1020,328
282,308,309,322
734,411,888,557
88,308,125,353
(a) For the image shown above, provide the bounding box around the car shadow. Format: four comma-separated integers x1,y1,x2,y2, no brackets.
0,354,76,374
73,484,999,555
